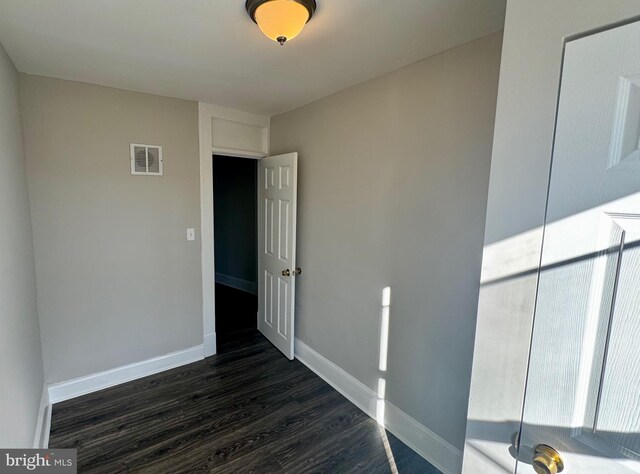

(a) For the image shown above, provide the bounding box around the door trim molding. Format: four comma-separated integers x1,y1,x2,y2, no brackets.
294,338,463,474
198,102,269,356
47,345,204,404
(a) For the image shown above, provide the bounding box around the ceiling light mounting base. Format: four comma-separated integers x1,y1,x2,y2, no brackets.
245,0,317,24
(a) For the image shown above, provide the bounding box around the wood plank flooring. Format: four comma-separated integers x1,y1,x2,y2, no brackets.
50,331,440,473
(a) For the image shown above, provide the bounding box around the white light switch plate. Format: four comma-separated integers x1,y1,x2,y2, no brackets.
187,228,195,241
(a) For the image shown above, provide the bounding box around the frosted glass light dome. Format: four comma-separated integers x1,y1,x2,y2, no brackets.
246,0,316,45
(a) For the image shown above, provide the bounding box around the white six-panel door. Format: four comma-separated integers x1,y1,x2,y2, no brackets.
517,19,640,473
258,153,298,359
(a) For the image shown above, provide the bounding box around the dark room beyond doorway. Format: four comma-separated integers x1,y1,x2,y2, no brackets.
213,154,258,345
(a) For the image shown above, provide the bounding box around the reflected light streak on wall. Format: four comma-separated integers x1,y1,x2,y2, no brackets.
379,287,391,372
377,377,386,424
377,287,391,427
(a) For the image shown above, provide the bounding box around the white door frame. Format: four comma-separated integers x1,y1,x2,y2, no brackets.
198,102,270,356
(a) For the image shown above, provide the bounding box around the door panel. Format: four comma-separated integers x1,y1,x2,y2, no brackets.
517,19,640,473
258,153,298,359
588,228,640,460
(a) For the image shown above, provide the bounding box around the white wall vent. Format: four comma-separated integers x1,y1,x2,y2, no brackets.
130,143,163,176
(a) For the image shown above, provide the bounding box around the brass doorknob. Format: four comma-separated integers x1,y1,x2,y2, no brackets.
293,268,302,275
533,445,564,474
282,269,290,276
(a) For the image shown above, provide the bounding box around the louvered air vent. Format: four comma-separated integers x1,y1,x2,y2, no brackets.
130,143,163,176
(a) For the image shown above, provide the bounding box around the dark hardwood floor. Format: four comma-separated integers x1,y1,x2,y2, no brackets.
49,331,440,473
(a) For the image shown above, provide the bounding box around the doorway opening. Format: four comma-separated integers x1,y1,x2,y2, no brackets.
213,154,258,349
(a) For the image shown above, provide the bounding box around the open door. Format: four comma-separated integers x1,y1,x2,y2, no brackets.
516,19,640,473
258,152,298,359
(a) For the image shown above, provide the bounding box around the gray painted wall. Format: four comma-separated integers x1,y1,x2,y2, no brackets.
19,75,202,384
463,2,640,472
213,155,257,293
0,45,44,447
270,33,502,451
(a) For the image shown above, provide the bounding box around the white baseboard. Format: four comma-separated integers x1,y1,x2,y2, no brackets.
32,384,51,448
204,332,217,357
215,273,258,294
295,339,379,415
294,338,463,474
48,345,205,404
384,402,462,474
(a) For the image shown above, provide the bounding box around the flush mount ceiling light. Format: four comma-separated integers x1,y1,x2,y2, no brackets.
246,0,317,45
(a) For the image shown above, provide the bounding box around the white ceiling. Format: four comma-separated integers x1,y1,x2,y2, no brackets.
0,0,505,116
